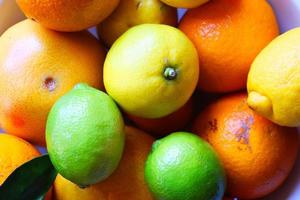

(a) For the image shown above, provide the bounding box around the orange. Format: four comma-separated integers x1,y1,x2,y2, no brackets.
127,99,194,137
192,93,299,199
0,134,52,199
0,134,40,185
54,126,154,200
16,0,120,32
0,19,106,146
179,0,279,93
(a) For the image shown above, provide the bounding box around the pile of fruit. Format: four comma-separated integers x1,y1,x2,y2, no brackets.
0,0,299,199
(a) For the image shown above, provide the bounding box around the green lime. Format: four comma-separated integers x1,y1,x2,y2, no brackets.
145,132,226,200
46,83,125,187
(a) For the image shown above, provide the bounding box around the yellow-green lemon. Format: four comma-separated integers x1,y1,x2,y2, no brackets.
104,24,199,119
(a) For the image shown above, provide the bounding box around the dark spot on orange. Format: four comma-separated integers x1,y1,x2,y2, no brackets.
225,112,254,144
208,119,218,132
43,77,56,92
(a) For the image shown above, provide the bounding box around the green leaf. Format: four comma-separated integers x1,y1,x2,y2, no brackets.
0,154,57,200
35,195,45,200
36,195,46,200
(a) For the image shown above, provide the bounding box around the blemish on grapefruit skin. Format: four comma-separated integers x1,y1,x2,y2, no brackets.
225,112,254,144
43,77,56,92
10,114,25,128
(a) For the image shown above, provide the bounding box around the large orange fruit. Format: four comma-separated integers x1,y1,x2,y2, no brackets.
16,0,120,32
192,93,299,199
0,19,106,146
179,0,279,93
54,126,154,200
127,99,194,137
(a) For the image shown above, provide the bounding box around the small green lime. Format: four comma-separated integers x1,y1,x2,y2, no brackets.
145,132,225,200
46,83,125,187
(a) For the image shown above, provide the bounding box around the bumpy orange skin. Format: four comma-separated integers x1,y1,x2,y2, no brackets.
54,126,154,200
179,0,279,93
0,19,106,146
192,93,299,199
0,134,40,185
16,0,120,32
127,99,194,137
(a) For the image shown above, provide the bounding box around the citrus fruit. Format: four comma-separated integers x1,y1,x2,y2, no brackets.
54,126,154,200
104,24,199,119
0,134,40,185
145,132,225,200
0,0,24,35
127,98,194,137
247,27,300,127
16,0,120,32
0,19,105,146
192,93,299,199
160,0,209,8
46,83,125,187
0,134,53,199
179,0,279,93
97,0,178,47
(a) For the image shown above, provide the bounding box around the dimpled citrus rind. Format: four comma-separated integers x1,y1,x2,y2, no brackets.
145,132,225,200
46,83,125,186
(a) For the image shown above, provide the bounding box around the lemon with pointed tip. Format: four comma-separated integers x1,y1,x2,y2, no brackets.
104,24,199,119
247,27,300,127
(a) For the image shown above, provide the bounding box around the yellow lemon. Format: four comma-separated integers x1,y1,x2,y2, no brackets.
104,24,199,119
97,0,178,47
160,0,209,8
247,27,300,127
